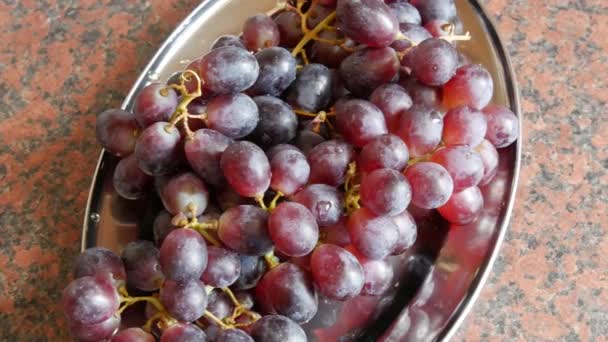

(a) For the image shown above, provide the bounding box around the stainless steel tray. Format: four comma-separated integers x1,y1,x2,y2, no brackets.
82,1,521,340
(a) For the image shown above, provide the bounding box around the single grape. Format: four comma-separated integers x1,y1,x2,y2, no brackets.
339,47,400,96
248,96,298,149
111,327,155,342
250,315,306,342
185,128,233,186
336,0,399,47
232,255,268,290
442,106,487,147
322,217,351,246
153,210,178,246
292,184,344,226
482,105,519,148
73,247,126,283
133,83,178,128
205,290,234,323
409,38,458,86
255,263,318,323
386,0,422,25
360,168,412,216
391,210,417,254
159,228,208,282
269,202,319,257
235,290,255,310
134,121,181,176
291,130,326,155
310,31,353,68
122,240,165,291
307,140,354,186
399,76,441,107
270,147,310,196
220,141,271,198
249,47,297,97
391,23,432,52
369,83,413,132
359,134,409,173
335,99,389,147
397,104,443,157
438,186,484,225
201,246,241,288
218,205,272,256
211,34,246,50
215,329,254,342
431,145,484,191
274,11,303,48
285,63,333,112
70,314,120,342
187,46,259,96
475,139,499,186
348,207,400,259
410,0,457,23
404,161,454,209
96,109,139,157
266,144,300,161
442,64,494,110
242,14,280,52
160,323,206,342
310,244,365,300
62,275,119,325
206,93,259,139
161,279,207,322
113,154,151,200
346,246,394,296
159,172,209,217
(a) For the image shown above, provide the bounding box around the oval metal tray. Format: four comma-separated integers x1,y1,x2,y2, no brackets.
82,1,521,341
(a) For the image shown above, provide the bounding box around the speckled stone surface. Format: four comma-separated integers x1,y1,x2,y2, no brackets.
0,0,605,341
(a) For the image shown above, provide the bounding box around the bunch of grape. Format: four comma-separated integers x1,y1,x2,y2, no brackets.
68,0,519,340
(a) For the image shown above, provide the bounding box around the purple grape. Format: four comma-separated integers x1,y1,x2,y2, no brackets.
310,31,353,68
96,109,139,157
359,134,409,173
310,244,364,300
133,83,178,128
399,76,440,106
185,129,233,186
250,315,306,342
409,38,458,86
134,121,181,176
122,240,165,291
336,99,389,147
161,279,208,322
70,314,120,342
322,217,352,246
235,290,255,310
360,168,412,216
274,11,303,48
216,186,251,211
346,246,394,295
242,14,280,52
370,83,413,132
292,184,344,226
62,275,119,325
153,210,178,246
348,207,400,260
386,0,422,25
430,145,484,191
443,106,488,147
307,140,354,186
306,4,335,29
443,64,494,110
475,139,499,186
249,47,297,97
113,154,151,200
269,147,310,196
220,141,271,198
336,0,399,47
160,323,206,342
404,161,454,209
266,144,300,161
391,210,417,254
397,104,443,157
201,246,241,287
248,96,298,149
438,186,484,225
206,93,259,139
233,255,268,290
218,205,272,256
215,329,254,342
391,23,432,52
205,290,234,323
339,47,400,96
291,130,326,155
269,202,319,257
211,35,246,50
159,172,209,217
285,63,333,112
159,228,208,282
410,0,457,23
73,247,126,283
482,104,520,148
111,327,155,342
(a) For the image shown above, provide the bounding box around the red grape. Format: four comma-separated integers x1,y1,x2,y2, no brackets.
346,246,394,296
205,290,234,324
221,141,271,198
274,11,303,48
96,109,139,157
348,207,400,259
424,19,452,38
360,168,412,216
201,246,241,288
133,83,178,128
215,329,254,342
269,147,310,196
122,240,165,291
70,313,120,342
211,35,246,50
159,228,208,282
391,209,417,254
159,172,209,217
430,145,484,191
409,38,458,86
370,83,413,132
233,255,268,290
404,161,454,209
322,217,351,246
475,139,499,186
336,99,389,147
442,64,494,110
310,244,364,300
153,210,178,246
292,130,326,155
292,184,344,226
160,323,206,342
62,275,119,325
111,327,155,342
206,93,259,139
249,47,297,97
134,121,181,176
307,4,335,29
359,134,409,173
397,104,443,157
285,63,333,112
386,0,422,25
310,31,353,68
307,140,354,186
250,315,306,342
339,47,400,96
185,128,233,186
410,0,457,23
399,76,441,107
113,154,151,200
160,279,207,322
269,202,319,257
337,0,399,47
391,23,432,52
438,186,484,225
482,104,519,148
73,247,126,284
442,106,487,147
218,205,272,256
242,14,280,52
248,96,298,148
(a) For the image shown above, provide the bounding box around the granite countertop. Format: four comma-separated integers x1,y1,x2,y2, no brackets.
0,0,606,340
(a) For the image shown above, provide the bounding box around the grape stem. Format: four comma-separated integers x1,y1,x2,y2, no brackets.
268,191,284,210
173,204,222,246
344,162,361,214
291,1,337,62
294,109,336,133
264,250,281,269
117,285,177,333
164,70,205,140
220,287,261,326
204,310,232,329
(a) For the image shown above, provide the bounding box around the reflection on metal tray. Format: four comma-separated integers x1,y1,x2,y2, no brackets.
82,1,521,341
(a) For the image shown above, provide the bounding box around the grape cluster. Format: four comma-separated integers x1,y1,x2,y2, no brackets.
69,0,519,340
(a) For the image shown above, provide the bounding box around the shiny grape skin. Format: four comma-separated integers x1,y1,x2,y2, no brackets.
310,244,365,300
404,161,454,209
307,140,355,186
386,0,422,25
270,148,310,196
62,275,119,325
482,104,520,148
211,34,246,50
134,122,181,176
255,263,318,323
269,202,320,257
242,14,280,52
218,205,272,256
409,38,458,86
111,327,155,342
438,186,484,225
409,0,457,23
232,255,268,290
159,228,208,283
359,134,409,173
160,279,208,322
113,154,151,200
310,31,352,69
399,76,441,107
285,63,333,112
122,240,165,291
339,47,400,97
250,315,307,342
475,139,499,186
430,145,484,191
70,313,120,342
346,246,394,296
336,99,389,147
391,210,417,254
274,11,303,48
370,83,413,132
397,104,444,157
442,106,487,147
248,96,298,149
249,47,297,97
185,129,233,186
73,247,126,283
206,93,259,139
96,109,139,157
132,83,178,128
220,141,271,198
292,184,344,226
391,23,432,52
291,130,326,156
348,207,400,260
360,168,412,216
187,46,259,96
160,323,207,342
201,246,241,288
159,172,209,217
266,143,300,161
336,0,399,47
442,64,494,110
215,329,254,342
